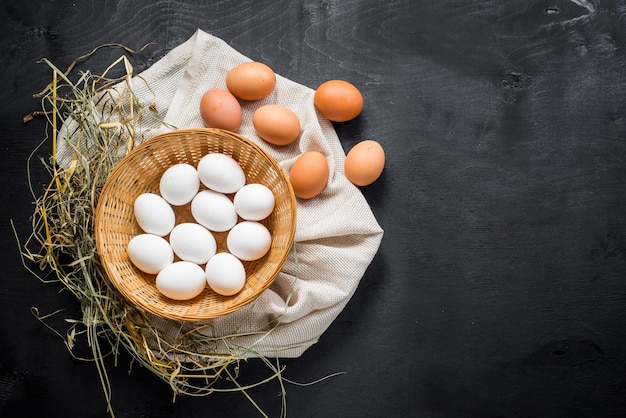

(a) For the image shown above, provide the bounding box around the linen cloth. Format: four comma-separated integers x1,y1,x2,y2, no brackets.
62,29,384,358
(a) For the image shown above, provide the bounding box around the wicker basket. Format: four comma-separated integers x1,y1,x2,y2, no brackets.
95,128,297,321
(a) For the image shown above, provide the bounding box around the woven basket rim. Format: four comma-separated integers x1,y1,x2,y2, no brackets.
95,128,297,321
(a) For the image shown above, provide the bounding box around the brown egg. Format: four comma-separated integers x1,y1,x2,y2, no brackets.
199,89,242,132
289,151,329,199
226,62,276,101
252,104,301,146
344,140,385,186
314,80,363,122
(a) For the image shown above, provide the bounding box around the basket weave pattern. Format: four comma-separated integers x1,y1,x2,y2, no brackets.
95,128,297,321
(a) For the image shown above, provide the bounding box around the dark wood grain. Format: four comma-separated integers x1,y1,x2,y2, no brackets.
2,0,626,417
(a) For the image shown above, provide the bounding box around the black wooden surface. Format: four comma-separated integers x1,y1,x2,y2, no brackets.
2,1,626,417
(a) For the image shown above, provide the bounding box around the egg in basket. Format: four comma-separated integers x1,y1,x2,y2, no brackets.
95,128,297,321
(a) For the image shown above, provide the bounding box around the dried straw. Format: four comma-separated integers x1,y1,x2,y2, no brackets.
17,47,316,418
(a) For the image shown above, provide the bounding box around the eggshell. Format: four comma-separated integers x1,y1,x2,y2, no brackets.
197,153,246,194
156,261,207,300
252,104,301,146
345,140,385,186
134,193,176,236
199,89,242,132
314,80,363,122
127,234,174,275
233,183,275,221
169,223,217,264
226,61,276,101
205,252,247,296
159,163,200,206
191,190,238,232
226,221,272,261
289,151,329,199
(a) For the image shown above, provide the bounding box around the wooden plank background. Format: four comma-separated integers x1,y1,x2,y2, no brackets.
1,1,625,416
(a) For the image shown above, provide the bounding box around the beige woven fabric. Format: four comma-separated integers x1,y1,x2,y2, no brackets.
65,29,384,358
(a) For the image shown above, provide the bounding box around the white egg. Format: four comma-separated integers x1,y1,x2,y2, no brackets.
156,261,207,300
233,183,275,221
205,252,246,296
134,193,176,236
197,153,246,194
159,163,200,206
169,223,217,264
226,221,272,261
191,190,238,232
127,234,174,274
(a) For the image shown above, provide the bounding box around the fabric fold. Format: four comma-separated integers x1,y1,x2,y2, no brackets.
64,29,384,358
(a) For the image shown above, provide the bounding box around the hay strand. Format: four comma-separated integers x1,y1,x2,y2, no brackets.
19,47,299,418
